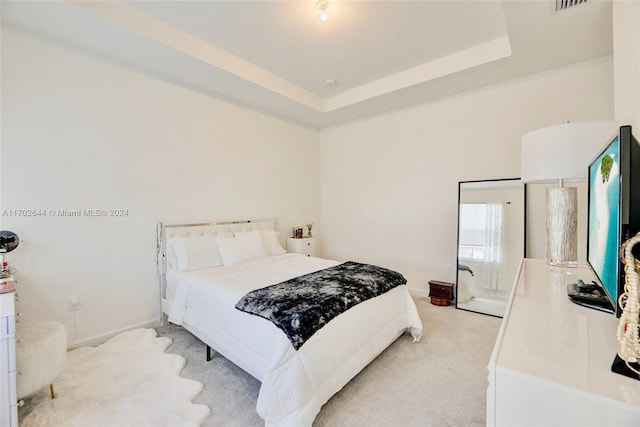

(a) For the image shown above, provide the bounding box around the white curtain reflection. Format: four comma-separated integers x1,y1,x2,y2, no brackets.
483,203,506,290
459,203,506,291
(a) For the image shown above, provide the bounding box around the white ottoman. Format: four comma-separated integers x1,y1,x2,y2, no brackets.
15,321,67,399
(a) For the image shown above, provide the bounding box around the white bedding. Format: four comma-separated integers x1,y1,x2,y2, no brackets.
457,269,478,303
167,253,423,426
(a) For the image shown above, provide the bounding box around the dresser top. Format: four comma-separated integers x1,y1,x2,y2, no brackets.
493,258,640,408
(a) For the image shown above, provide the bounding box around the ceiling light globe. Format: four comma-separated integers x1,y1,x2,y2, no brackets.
319,11,328,22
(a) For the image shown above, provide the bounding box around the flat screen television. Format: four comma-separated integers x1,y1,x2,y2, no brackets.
587,125,640,317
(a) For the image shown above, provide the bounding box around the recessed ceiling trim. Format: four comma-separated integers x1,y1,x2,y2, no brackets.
8,0,604,128
68,0,324,111
66,0,513,115
324,36,513,112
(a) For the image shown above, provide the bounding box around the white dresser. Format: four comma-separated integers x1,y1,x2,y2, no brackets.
487,259,640,426
287,237,316,257
0,290,17,427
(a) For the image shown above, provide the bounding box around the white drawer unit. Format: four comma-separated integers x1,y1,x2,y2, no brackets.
487,259,640,426
0,290,17,427
287,237,316,257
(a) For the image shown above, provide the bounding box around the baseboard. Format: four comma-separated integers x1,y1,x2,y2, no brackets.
68,318,162,349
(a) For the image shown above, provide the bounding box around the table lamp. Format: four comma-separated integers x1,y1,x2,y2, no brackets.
521,121,617,267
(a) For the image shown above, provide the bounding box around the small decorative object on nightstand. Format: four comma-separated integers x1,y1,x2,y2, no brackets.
428,280,454,306
287,237,316,257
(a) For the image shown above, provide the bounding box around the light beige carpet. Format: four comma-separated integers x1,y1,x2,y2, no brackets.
158,296,502,426
18,298,499,426
19,328,210,427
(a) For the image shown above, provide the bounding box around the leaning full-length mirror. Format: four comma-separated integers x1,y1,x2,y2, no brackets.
456,179,525,317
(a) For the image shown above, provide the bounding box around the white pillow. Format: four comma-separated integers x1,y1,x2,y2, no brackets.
216,231,269,266
259,230,286,256
233,230,285,256
168,236,224,272
166,242,178,269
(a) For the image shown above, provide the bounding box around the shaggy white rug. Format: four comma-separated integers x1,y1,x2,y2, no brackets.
20,328,210,427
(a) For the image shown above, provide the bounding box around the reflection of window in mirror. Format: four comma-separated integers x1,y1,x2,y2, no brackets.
456,179,525,318
458,203,505,263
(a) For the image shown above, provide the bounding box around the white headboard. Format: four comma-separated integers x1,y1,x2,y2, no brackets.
156,218,276,275
156,218,277,320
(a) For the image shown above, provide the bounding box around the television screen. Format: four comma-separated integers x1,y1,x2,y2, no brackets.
587,125,640,317
587,135,620,307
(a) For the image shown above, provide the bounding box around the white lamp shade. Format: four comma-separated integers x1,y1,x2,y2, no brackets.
521,121,618,183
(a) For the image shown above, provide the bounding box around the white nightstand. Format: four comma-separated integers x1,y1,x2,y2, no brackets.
287,237,316,257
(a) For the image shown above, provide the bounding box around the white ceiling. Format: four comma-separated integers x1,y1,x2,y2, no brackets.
1,0,613,129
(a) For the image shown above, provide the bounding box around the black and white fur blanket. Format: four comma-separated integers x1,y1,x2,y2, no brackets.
235,261,407,350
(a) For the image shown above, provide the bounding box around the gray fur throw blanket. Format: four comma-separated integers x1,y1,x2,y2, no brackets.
235,261,406,350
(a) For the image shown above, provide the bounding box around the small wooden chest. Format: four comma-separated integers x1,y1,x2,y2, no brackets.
428,280,454,306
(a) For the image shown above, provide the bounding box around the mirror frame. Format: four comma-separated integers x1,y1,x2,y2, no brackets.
455,178,526,317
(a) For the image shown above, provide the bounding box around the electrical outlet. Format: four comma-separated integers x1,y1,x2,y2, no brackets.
67,296,81,311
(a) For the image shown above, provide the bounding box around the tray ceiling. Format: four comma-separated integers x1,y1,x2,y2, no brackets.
1,1,612,128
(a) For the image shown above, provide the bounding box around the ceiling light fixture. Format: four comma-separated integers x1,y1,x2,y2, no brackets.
316,0,329,22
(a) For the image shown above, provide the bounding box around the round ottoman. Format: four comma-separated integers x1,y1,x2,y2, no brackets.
16,321,67,399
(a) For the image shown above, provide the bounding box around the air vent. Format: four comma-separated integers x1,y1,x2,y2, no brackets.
555,0,588,12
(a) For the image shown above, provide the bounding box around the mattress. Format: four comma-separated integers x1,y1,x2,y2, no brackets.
167,253,423,426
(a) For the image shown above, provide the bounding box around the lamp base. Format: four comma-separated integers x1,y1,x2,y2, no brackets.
546,187,578,267
547,259,578,268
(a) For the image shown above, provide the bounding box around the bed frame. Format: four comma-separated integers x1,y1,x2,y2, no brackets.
155,218,422,425
156,218,277,322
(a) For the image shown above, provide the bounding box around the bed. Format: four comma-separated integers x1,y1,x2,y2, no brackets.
156,219,423,426
457,263,478,303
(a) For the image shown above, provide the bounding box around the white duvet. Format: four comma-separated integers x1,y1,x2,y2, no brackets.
167,253,423,426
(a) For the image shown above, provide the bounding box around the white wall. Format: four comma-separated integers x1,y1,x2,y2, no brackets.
320,57,614,295
0,29,321,346
0,22,620,344
613,0,640,130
